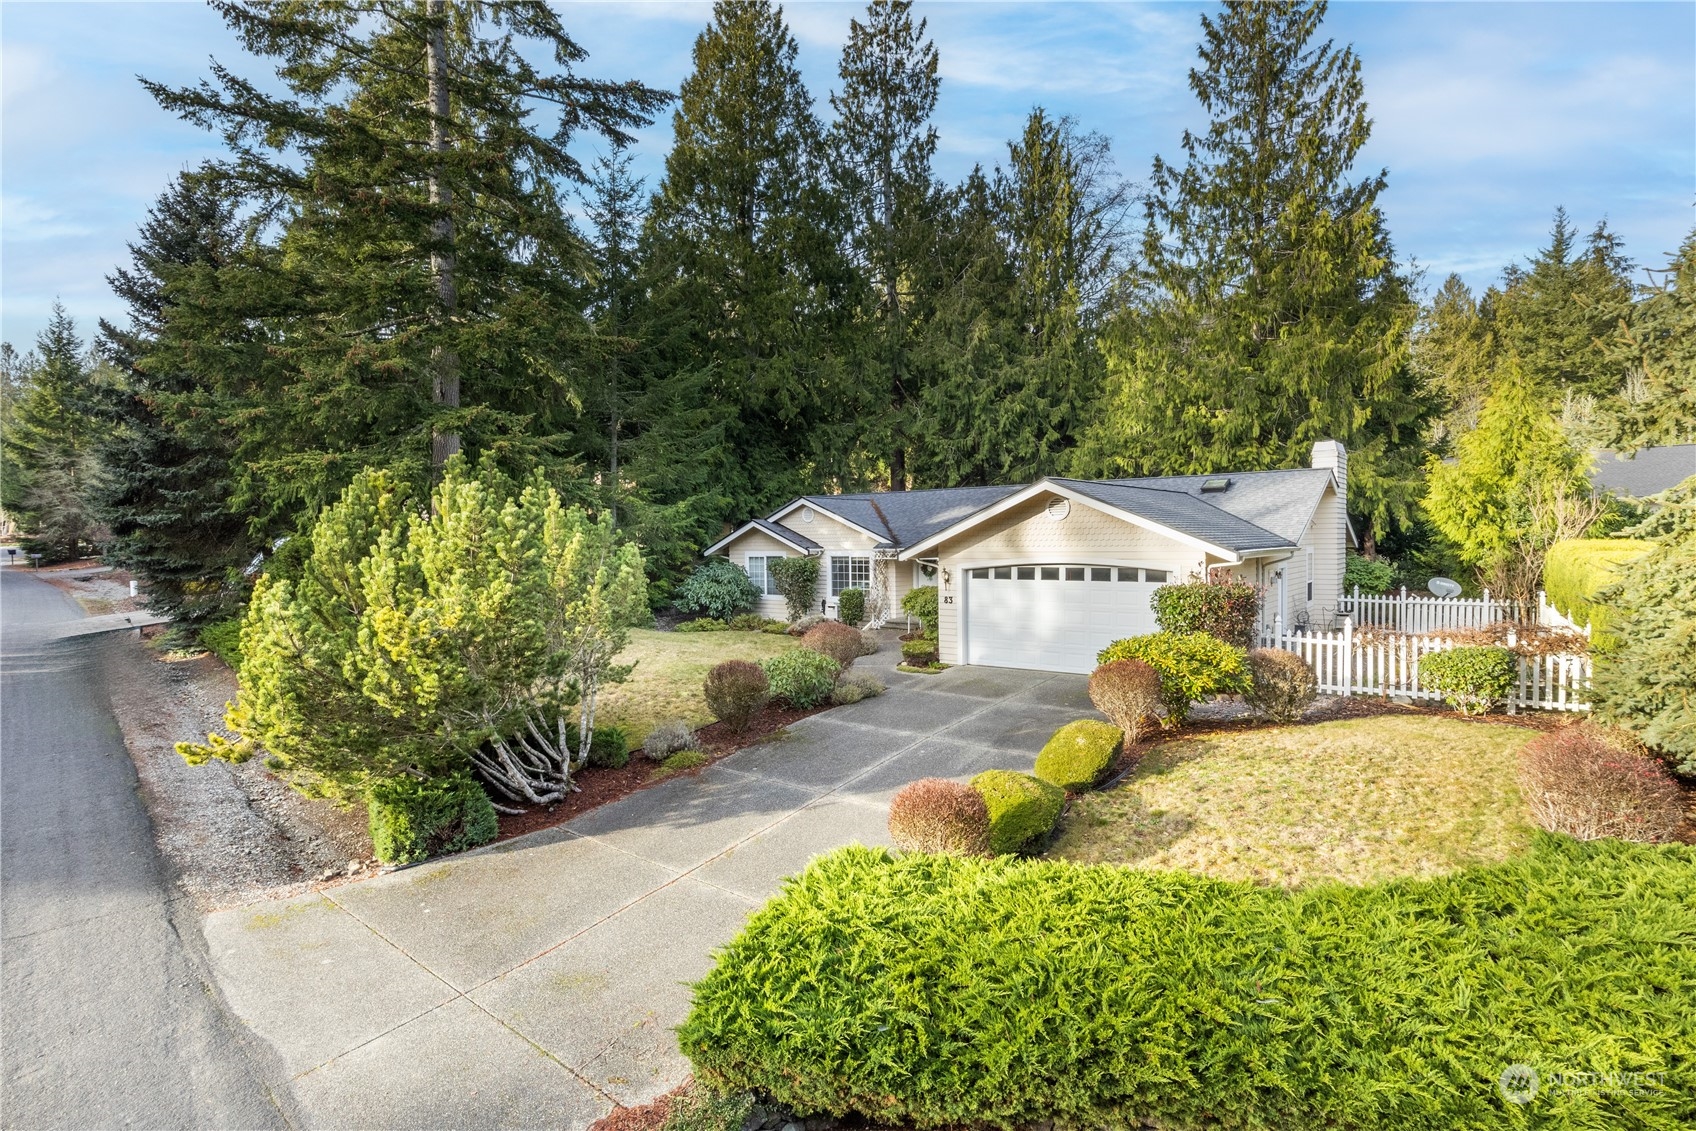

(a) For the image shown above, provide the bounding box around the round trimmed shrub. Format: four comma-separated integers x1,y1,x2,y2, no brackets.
1150,578,1260,647
704,660,770,730
887,778,991,855
586,724,630,768
1518,725,1686,843
900,636,939,666
769,556,822,621
802,621,864,668
761,649,840,708
832,671,885,706
1418,645,1517,716
1243,649,1318,723
676,558,761,621
1034,719,1123,792
837,587,866,628
900,585,939,637
367,772,497,865
1088,659,1163,742
970,769,1064,855
1097,632,1248,724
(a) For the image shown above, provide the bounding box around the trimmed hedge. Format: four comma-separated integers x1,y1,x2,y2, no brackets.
1150,578,1260,647
1098,631,1248,723
1419,645,1517,716
837,587,866,628
970,770,1064,855
367,773,498,865
1034,719,1122,792
680,839,1696,1130
1544,538,1653,646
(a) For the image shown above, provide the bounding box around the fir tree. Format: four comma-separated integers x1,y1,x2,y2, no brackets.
1599,228,1696,453
1411,273,1497,447
0,306,101,561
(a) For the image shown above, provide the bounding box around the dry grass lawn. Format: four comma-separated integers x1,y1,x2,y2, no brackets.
1048,715,1538,886
593,628,799,744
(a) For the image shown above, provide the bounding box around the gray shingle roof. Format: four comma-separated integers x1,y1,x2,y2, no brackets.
1053,478,1296,554
750,516,819,551
797,484,1023,548
1096,468,1335,544
1590,446,1696,499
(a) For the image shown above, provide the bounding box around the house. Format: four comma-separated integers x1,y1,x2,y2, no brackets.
705,441,1355,675
1589,444,1696,500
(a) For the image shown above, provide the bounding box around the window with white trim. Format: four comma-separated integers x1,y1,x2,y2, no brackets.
744,555,784,597
1305,548,1314,603
830,555,871,596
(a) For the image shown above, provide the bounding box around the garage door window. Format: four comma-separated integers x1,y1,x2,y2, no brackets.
1118,567,1169,582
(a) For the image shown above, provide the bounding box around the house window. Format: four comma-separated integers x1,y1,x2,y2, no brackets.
745,555,783,597
1306,549,1314,603
830,555,870,596
970,568,989,579
1146,569,1169,583
993,566,1011,580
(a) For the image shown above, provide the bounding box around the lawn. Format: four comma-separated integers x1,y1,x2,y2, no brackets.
593,628,799,744
1047,714,1538,886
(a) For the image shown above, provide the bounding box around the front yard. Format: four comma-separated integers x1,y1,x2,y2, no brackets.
594,627,800,744
1048,714,1538,886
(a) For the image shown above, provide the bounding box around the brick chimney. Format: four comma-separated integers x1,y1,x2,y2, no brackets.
1311,439,1347,508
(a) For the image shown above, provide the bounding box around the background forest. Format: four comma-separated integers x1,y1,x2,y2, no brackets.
3,0,1691,619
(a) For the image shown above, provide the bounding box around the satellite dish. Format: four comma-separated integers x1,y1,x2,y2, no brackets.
1427,576,1463,598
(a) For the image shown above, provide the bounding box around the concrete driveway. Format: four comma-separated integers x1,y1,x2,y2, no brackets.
201,644,1096,1129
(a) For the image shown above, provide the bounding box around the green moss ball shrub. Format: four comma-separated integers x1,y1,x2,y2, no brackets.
587,724,630,768
704,660,770,730
970,770,1064,855
367,772,498,865
836,588,866,628
886,778,991,855
1419,645,1517,715
1243,648,1318,723
1518,725,1686,843
1344,551,1397,594
1087,658,1163,741
900,637,939,666
1097,631,1248,724
1150,578,1261,647
679,839,1696,1130
762,649,840,708
802,621,864,668
676,558,762,622
900,585,939,638
1034,719,1123,792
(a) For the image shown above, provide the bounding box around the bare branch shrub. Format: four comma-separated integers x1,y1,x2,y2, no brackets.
1518,725,1687,843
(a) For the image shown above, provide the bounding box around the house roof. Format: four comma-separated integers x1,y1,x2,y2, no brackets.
796,484,1023,549
1054,477,1300,553
703,516,821,556
1088,468,1337,545
1590,445,1696,499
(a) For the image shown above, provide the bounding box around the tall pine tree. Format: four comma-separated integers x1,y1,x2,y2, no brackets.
0,306,101,560
1601,228,1696,452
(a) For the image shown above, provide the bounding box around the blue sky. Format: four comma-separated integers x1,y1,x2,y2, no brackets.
2,1,1692,348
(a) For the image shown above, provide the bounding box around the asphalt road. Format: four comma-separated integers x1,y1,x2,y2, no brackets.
1,565,287,1129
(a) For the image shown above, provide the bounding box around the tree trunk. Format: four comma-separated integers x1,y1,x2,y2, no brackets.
426,0,460,471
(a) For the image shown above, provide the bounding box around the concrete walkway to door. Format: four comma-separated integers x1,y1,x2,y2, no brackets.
199,643,1100,1129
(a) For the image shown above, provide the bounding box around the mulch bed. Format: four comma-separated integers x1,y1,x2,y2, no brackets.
492,701,827,843
587,1084,681,1131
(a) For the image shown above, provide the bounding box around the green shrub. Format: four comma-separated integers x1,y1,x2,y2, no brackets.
1419,645,1517,716
680,839,1696,1131
762,649,840,708
677,558,762,621
199,617,243,670
704,660,770,730
1097,632,1248,724
900,585,939,638
1344,552,1397,595
1150,578,1260,647
1544,538,1654,647
656,749,709,777
761,622,791,635
802,621,863,668
970,770,1064,855
1087,658,1163,742
643,718,698,760
770,556,822,621
887,779,991,855
659,1084,754,1131
367,773,498,865
1034,719,1123,792
837,588,866,628
831,671,885,706
727,613,770,632
1243,648,1318,723
586,725,629,769
900,637,939,666
675,617,730,633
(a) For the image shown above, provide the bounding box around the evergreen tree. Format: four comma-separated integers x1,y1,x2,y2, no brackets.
1073,0,1428,546
645,0,857,519
0,306,102,561
1600,229,1696,453
1411,273,1497,447
144,1,670,522
92,170,259,621
828,0,941,489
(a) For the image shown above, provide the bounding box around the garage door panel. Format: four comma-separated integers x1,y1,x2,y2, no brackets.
965,568,1161,675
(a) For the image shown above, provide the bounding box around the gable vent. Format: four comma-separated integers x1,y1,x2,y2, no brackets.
799,506,815,523
1045,497,1071,520
1200,477,1231,493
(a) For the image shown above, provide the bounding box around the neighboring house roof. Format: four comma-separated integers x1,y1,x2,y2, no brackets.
703,516,821,556
1590,445,1696,499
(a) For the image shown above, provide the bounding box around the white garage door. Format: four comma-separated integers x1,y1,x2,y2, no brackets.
964,565,1169,674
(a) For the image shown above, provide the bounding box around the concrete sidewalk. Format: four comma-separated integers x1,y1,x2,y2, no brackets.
201,645,1094,1129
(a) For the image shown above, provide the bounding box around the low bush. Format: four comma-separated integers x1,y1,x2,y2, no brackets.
643,718,699,761
1034,719,1123,792
802,621,863,668
676,558,762,622
727,613,771,632
837,588,866,628
656,749,709,777
770,556,822,621
900,636,939,666
199,618,243,670
887,779,991,855
586,724,630,769
858,628,880,656
761,622,792,636
1419,645,1517,715
787,613,824,637
1344,552,1397,595
832,671,885,706
900,585,939,638
659,1083,754,1131
704,660,770,730
1519,726,1686,843
970,770,1064,855
1097,632,1248,724
676,617,730,633
1087,659,1163,742
762,650,840,708
1243,648,1318,723
680,838,1696,1130
367,773,498,865
1150,577,1260,647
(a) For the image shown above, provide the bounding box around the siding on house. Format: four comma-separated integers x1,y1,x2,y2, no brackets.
726,529,800,621
1302,483,1347,625
930,493,1204,665
719,507,889,619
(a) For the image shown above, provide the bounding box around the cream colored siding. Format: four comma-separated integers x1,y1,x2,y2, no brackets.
931,494,1204,665
716,506,894,620
1298,483,1346,625
718,529,796,620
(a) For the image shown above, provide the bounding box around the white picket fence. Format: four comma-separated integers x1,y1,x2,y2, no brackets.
1264,618,1591,713
1340,585,1532,632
